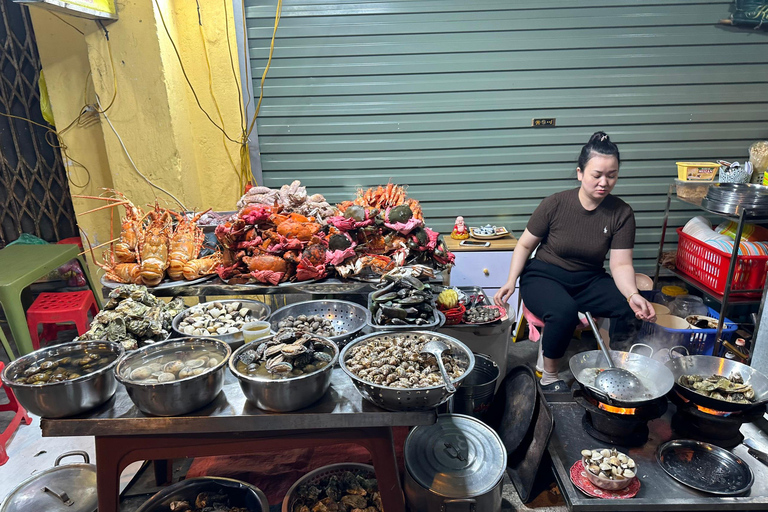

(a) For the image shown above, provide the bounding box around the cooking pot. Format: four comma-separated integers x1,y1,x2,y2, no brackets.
0,451,96,512
404,414,506,512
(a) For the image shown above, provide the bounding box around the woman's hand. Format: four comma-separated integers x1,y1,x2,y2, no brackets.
629,294,656,322
494,282,515,307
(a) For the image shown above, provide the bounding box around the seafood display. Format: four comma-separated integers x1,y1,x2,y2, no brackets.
678,372,756,403
274,314,337,337
291,470,381,512
236,180,336,224
345,333,468,388
166,492,248,512
120,347,224,384
369,274,435,326
176,301,257,337
581,448,637,480
464,305,502,324
7,346,119,385
75,189,220,285
75,285,185,351
233,329,334,379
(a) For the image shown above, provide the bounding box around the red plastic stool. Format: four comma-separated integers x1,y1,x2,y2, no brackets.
26,291,99,350
56,237,84,251
0,361,32,465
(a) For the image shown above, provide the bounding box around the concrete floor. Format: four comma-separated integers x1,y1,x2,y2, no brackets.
0,320,590,511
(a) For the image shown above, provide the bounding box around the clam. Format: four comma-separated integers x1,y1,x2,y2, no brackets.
623,469,635,478
581,450,592,458
185,359,205,369
130,366,153,380
164,360,185,374
157,372,176,383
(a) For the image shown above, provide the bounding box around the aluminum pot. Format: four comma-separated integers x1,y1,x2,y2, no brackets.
404,414,506,512
1,341,123,418
136,477,268,512
115,337,230,416
228,335,338,412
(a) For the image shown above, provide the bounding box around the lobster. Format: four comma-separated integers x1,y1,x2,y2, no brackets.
74,189,145,263
138,204,172,286
167,209,210,280
182,251,222,281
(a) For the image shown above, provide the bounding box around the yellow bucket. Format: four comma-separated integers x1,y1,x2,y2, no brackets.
676,162,719,181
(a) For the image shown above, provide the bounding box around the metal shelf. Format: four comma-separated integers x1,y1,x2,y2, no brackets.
671,269,764,306
674,194,768,221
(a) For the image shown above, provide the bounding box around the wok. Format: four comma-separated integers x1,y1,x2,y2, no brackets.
569,347,675,406
665,355,768,412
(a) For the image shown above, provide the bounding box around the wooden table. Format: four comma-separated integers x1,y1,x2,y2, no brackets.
444,234,518,252
41,368,436,512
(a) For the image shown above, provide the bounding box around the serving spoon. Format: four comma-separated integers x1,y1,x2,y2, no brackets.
421,339,456,393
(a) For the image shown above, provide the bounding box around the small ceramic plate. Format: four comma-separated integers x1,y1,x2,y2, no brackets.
470,226,510,240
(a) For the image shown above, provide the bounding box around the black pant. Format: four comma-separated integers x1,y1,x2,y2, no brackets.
520,259,636,359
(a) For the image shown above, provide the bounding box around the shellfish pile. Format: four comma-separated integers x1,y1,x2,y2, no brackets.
369,274,435,326
291,470,381,512
464,306,501,323
236,180,336,224
75,285,185,351
678,372,755,403
122,348,222,383
9,349,118,385
167,492,248,512
345,334,468,388
176,301,255,337
275,314,337,337
581,448,636,480
234,329,334,379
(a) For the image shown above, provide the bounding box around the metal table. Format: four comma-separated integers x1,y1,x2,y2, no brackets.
41,368,436,512
546,394,768,510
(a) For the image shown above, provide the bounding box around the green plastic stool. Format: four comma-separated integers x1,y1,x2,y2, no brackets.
0,244,103,359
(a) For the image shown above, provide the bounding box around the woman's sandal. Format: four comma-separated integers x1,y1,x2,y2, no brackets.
540,380,569,392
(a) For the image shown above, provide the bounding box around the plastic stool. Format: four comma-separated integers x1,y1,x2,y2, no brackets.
56,237,84,251
26,291,98,350
0,361,32,465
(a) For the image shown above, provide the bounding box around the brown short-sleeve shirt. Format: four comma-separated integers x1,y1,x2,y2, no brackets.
526,188,635,272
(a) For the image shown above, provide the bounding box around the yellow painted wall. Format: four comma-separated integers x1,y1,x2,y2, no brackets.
28,0,247,280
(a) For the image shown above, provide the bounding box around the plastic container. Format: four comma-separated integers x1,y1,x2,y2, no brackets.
676,162,720,181
640,307,737,355
675,227,768,297
675,179,711,205
656,285,689,306
668,295,709,318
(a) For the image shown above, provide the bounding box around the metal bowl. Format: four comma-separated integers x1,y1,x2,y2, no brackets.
228,335,338,412
340,331,475,411
269,299,370,347
1,341,123,418
115,337,231,416
282,463,375,512
136,476,268,512
171,299,271,349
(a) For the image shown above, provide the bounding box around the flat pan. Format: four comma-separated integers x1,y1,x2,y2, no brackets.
486,365,538,458
665,355,768,412
657,440,754,495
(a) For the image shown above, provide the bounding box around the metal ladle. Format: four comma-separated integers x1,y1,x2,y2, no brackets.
585,311,647,401
420,339,456,393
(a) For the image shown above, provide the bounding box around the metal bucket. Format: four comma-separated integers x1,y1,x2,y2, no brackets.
451,353,499,418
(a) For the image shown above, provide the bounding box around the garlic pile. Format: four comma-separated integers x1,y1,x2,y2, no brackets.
177,301,255,336
581,448,636,480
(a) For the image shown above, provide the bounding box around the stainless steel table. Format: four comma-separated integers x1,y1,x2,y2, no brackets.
546,395,768,511
41,368,436,512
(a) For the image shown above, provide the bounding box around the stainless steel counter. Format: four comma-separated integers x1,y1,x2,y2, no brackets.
546,396,768,511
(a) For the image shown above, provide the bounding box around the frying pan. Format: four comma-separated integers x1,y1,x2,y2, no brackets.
569,347,675,407
665,355,768,412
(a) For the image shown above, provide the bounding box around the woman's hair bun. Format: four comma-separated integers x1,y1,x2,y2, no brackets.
578,131,620,170
589,131,610,144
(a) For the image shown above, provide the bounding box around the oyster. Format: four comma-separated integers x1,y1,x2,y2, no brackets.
679,373,756,404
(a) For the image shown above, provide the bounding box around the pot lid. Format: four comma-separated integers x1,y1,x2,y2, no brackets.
404,413,507,498
1,451,97,512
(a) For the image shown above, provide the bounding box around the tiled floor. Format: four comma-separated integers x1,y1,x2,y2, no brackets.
0,321,583,511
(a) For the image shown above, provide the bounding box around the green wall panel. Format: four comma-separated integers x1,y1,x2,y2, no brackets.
244,0,768,271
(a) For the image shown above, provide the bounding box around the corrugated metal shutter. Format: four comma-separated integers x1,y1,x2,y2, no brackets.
244,0,768,270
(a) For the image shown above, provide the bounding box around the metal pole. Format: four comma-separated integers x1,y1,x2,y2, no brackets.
714,209,746,356
653,182,674,289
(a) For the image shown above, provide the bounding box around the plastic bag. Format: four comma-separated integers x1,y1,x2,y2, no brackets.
38,70,55,126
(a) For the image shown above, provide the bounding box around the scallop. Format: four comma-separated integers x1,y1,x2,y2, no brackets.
157,372,176,383
163,360,185,374
130,366,153,380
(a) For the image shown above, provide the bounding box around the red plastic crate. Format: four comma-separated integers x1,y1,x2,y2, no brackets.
675,227,768,297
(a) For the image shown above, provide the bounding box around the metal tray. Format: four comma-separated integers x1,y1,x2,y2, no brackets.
657,440,754,496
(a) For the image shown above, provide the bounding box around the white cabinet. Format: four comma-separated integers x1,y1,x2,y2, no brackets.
449,250,519,307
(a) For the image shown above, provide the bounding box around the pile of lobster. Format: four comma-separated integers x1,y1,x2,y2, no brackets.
76,190,221,286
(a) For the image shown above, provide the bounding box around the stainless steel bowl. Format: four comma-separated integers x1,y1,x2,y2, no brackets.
269,299,370,347
1,341,123,418
136,476,268,512
340,331,475,411
115,337,231,416
228,336,338,412
171,299,271,349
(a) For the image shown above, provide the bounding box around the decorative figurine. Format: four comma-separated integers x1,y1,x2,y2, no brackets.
451,216,470,240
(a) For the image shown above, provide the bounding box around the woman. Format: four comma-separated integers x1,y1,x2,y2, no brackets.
494,132,656,391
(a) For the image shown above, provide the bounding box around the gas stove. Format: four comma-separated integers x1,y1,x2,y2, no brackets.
572,382,667,446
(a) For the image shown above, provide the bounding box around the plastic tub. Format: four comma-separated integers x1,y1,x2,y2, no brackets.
676,162,719,181
675,179,711,205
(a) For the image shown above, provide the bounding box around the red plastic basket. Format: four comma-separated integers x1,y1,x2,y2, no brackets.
675,228,768,297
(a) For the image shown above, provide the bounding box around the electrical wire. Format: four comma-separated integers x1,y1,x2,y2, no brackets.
96,94,188,211
223,0,245,135
50,12,84,35
246,0,282,139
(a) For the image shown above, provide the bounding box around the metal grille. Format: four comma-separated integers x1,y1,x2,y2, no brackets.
0,0,77,248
